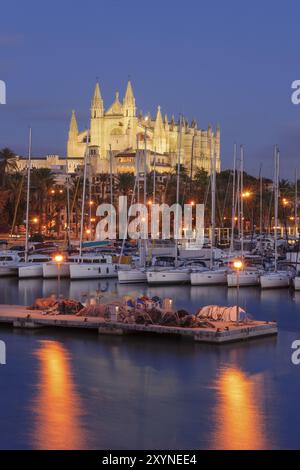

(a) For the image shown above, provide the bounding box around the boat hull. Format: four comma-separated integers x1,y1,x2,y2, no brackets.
190,270,227,286
18,264,44,278
118,269,147,283
69,263,118,279
227,271,260,287
43,263,70,278
260,273,290,289
0,266,18,277
147,270,190,285
293,276,300,290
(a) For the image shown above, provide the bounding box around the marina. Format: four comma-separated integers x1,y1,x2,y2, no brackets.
1,0,300,452
0,276,299,450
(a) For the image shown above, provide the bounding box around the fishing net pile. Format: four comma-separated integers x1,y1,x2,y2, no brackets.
29,295,248,326
30,297,84,315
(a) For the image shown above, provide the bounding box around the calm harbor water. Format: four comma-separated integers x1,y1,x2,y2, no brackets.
1,277,300,449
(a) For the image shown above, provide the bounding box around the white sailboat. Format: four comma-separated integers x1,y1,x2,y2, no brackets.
43,259,71,278
227,145,260,287
146,266,191,285
118,267,147,284
69,254,118,279
117,146,148,283
69,136,118,280
191,141,227,285
18,254,52,278
227,268,260,287
146,116,190,285
293,276,300,290
0,251,23,276
261,147,290,288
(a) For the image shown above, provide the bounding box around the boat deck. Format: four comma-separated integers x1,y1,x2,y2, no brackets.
0,304,277,344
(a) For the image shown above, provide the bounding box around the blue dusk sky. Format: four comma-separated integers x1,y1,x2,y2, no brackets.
0,0,300,178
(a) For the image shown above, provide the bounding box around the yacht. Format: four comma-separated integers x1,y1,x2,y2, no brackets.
293,276,300,290
191,267,228,286
18,254,53,278
69,254,118,279
260,148,291,289
146,266,191,285
117,255,192,284
43,258,71,278
118,267,147,284
0,251,23,276
227,268,260,287
260,271,291,289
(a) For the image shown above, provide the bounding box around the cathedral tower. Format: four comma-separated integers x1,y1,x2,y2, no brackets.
123,80,136,118
67,110,79,157
90,82,104,148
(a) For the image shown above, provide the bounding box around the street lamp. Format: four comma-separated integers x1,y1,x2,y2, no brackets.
282,198,289,207
233,259,243,323
54,254,64,298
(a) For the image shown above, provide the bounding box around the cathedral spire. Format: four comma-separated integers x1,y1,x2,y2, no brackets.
106,91,123,115
154,105,164,132
69,110,78,135
91,81,104,118
154,106,166,154
164,113,169,130
123,80,136,117
124,80,134,102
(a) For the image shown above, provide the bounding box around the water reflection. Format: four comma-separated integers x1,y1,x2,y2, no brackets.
213,367,267,449
31,340,88,449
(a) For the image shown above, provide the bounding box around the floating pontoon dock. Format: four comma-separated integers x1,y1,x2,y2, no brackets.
0,304,277,344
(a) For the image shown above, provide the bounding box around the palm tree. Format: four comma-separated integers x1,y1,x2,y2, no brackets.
30,168,55,232
5,172,26,232
0,148,18,187
118,172,135,195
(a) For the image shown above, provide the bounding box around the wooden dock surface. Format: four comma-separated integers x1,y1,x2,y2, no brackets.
0,304,278,344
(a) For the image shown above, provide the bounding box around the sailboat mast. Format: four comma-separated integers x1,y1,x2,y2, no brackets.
259,164,263,253
79,134,89,257
143,125,148,265
295,167,298,238
237,159,240,243
175,115,183,264
230,143,237,252
144,126,147,207
66,160,71,250
210,140,216,269
153,149,156,204
109,144,113,207
274,145,279,272
25,127,32,263
240,145,244,257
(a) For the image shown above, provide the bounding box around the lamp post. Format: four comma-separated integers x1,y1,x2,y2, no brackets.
233,259,243,323
54,254,63,298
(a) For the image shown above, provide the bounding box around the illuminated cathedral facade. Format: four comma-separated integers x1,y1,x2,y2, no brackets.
67,80,221,175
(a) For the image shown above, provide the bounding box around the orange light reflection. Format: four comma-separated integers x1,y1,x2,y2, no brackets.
213,367,267,450
31,340,87,449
